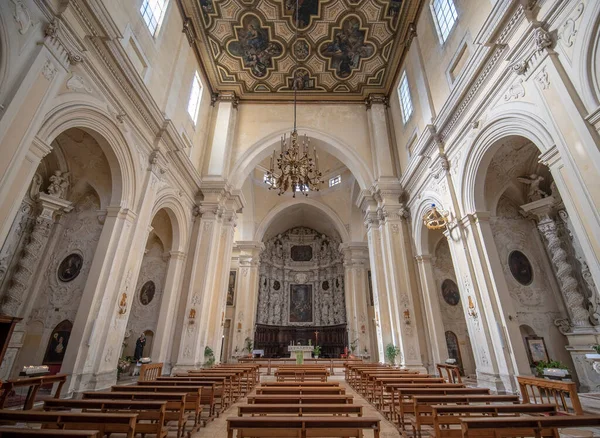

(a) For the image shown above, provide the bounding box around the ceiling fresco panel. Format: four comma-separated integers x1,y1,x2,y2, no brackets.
179,0,423,101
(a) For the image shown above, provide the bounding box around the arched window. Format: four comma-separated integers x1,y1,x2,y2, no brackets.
445,330,464,375
431,0,458,44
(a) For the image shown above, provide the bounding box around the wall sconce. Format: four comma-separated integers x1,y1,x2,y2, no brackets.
188,308,196,324
468,296,478,318
423,203,449,230
237,322,242,333
118,293,127,315
403,309,411,325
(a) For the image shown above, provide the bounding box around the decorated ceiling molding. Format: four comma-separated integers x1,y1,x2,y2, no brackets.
178,0,422,101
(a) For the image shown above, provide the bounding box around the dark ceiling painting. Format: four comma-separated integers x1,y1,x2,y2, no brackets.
179,0,422,101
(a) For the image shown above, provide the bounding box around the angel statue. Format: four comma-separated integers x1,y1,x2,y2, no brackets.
517,174,548,202
47,171,70,199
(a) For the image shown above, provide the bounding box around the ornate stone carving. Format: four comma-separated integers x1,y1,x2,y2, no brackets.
66,74,93,93
46,171,70,199
533,28,553,52
42,60,57,80
12,0,32,35
559,3,584,47
504,79,525,101
517,174,548,202
536,67,550,90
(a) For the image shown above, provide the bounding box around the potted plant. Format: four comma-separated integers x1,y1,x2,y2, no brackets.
349,338,358,354
534,359,569,378
313,345,322,359
385,343,401,365
586,345,600,359
244,337,253,357
203,346,215,368
363,348,369,359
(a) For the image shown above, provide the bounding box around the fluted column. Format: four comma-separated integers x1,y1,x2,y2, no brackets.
231,241,263,357
415,254,448,368
341,242,371,358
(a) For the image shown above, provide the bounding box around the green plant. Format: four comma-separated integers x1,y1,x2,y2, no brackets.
203,346,215,368
592,345,600,354
244,337,253,354
534,359,569,377
385,343,401,365
349,338,358,354
313,345,322,357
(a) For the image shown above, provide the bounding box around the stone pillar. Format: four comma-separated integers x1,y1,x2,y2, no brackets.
174,182,243,370
206,93,239,178
341,242,372,359
0,19,74,246
64,152,166,394
0,194,72,380
153,250,187,371
521,197,590,328
231,242,263,357
415,254,448,369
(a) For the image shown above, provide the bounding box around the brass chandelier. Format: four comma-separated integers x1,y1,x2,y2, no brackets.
266,0,322,198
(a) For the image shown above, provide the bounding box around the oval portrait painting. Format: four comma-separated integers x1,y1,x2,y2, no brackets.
58,253,83,282
509,250,533,285
441,279,460,306
139,281,156,305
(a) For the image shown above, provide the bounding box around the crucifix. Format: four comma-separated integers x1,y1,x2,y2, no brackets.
314,330,319,345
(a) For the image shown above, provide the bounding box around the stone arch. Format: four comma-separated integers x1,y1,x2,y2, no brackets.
573,0,600,110
412,192,448,256
229,127,375,191
254,197,350,243
460,109,555,214
37,103,138,209
151,193,190,253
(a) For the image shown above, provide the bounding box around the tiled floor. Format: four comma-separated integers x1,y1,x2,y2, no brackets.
191,374,401,438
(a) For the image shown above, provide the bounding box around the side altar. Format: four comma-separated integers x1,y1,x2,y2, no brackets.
288,345,313,359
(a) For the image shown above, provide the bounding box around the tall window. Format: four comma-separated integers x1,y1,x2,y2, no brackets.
187,71,203,124
329,175,341,187
140,0,168,36
431,0,458,43
398,71,413,124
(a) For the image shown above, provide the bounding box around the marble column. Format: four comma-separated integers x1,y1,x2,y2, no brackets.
0,193,73,380
521,197,590,328
174,182,243,370
415,254,448,368
231,242,263,357
153,250,187,372
341,242,372,359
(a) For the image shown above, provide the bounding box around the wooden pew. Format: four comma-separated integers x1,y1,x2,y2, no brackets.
369,376,444,407
255,386,346,395
247,394,354,405
81,390,192,431
258,381,340,387
378,381,462,418
518,376,583,415
0,410,137,438
407,394,521,436
152,377,219,418
237,403,363,417
460,415,600,437
226,416,381,438
274,369,329,382
109,386,195,436
432,404,558,438
437,363,462,383
186,371,240,401
0,375,67,410
43,399,168,438
139,362,163,382
0,429,100,437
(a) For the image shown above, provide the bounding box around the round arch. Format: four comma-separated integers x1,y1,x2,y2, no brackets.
460,108,554,214
412,192,448,256
151,192,191,253
254,197,350,243
229,127,375,191
37,102,138,209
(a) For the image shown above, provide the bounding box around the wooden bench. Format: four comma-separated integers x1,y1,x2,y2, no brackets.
275,369,329,382
460,415,600,437
187,371,241,400
151,377,219,418
437,363,462,383
43,399,167,438
183,373,236,405
0,429,100,437
237,403,363,417
255,387,346,395
0,410,137,438
371,377,446,408
432,404,558,438
517,376,583,415
226,416,380,438
378,381,462,417
139,362,163,382
82,386,187,436
247,394,354,405
408,394,521,436
0,375,67,410
258,382,340,387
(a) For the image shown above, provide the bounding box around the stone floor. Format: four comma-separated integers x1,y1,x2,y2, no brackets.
191,374,401,438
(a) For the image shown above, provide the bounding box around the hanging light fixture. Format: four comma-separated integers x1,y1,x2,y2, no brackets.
266,0,322,198
423,203,449,230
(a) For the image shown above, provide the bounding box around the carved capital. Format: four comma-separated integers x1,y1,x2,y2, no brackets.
182,17,196,46
365,93,389,110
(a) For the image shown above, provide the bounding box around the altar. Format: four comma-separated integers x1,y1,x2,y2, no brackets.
288,345,313,359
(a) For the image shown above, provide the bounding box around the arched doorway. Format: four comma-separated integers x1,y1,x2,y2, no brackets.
43,320,73,374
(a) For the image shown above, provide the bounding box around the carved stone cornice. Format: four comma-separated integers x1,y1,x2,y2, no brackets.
182,17,196,46
405,22,417,48
364,93,389,110
213,91,239,109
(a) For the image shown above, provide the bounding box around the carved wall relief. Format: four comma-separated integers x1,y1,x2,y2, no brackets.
257,227,345,327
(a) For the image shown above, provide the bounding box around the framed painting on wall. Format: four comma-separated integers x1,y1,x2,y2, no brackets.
227,271,237,306
525,336,549,365
289,284,313,323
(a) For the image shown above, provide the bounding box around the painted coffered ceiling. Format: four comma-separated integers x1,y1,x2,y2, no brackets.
177,0,422,101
